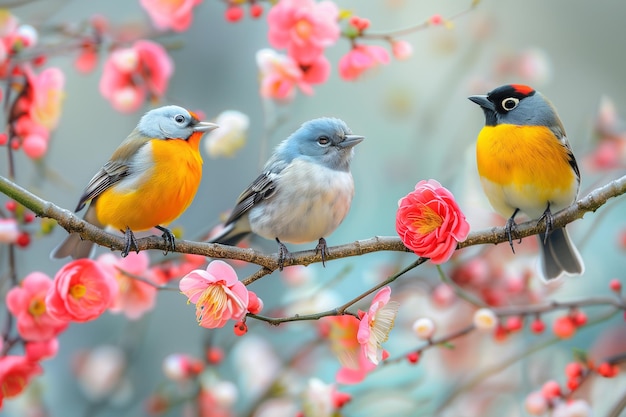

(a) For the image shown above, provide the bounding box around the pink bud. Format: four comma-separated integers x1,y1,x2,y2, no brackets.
22,134,48,159
392,40,413,60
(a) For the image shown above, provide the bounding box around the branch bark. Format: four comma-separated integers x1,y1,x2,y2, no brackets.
1,174,625,273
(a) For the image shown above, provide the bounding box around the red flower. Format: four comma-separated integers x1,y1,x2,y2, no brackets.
45,259,118,322
0,356,42,404
396,179,470,264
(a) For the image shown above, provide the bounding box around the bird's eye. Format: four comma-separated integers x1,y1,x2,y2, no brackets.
174,114,186,124
317,136,330,146
501,97,519,111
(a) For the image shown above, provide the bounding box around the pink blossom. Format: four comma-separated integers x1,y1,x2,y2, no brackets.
25,338,59,361
391,40,413,60
27,66,65,130
338,44,390,81
0,218,19,243
256,48,329,101
357,286,399,365
0,356,42,403
336,349,379,384
6,272,68,341
396,179,470,264
179,260,249,329
267,0,340,64
99,40,173,112
97,252,158,320
140,0,202,32
46,259,118,322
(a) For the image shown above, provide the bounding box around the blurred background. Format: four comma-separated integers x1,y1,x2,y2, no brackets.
2,0,626,416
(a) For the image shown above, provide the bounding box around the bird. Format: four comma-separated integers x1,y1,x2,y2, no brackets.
208,117,364,269
468,84,585,281
50,105,219,259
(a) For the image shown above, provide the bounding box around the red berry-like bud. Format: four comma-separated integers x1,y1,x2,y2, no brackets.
0,132,7,145
505,315,524,332
5,200,17,211
249,3,263,18
406,351,420,364
23,212,35,223
225,6,244,22
565,362,584,379
33,55,46,67
206,347,224,365
609,279,622,293
233,320,247,336
530,318,546,333
10,137,20,150
566,377,580,391
571,310,587,327
553,316,576,339
541,380,561,399
16,232,30,248
597,362,619,378
430,14,443,25
493,324,508,342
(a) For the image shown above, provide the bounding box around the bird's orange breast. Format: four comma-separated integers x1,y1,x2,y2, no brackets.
476,124,575,191
95,132,204,232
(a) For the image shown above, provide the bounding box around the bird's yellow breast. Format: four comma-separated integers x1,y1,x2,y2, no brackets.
96,133,203,231
476,124,578,217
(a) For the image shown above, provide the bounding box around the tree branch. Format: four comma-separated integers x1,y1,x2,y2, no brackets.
1,174,625,272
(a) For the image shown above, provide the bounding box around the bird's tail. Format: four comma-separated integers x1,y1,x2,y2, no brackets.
207,221,251,246
539,227,585,281
49,206,100,260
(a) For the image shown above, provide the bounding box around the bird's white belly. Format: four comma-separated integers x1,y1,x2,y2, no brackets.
248,160,354,243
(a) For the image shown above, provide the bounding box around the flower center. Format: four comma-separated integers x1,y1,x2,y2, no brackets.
28,297,46,317
70,283,87,299
295,19,313,40
412,205,443,234
196,283,227,322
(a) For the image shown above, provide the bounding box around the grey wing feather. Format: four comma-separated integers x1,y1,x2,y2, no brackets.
223,171,277,225
75,160,131,211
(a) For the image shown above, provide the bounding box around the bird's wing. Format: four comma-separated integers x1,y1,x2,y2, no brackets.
549,124,581,181
74,160,132,212
223,171,278,225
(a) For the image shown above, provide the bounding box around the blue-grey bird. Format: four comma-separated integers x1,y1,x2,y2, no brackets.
469,84,584,281
209,117,364,268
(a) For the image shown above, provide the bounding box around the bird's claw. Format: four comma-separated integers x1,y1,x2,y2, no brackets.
122,226,139,258
538,205,554,244
156,225,176,255
315,237,329,267
275,238,291,271
504,217,520,254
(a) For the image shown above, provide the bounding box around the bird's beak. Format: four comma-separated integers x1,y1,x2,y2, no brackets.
339,134,365,149
193,122,220,132
468,94,495,111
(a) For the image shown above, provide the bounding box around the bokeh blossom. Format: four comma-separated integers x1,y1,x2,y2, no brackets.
256,48,329,101
97,251,159,320
301,378,351,417
99,40,173,112
0,355,42,406
396,179,470,264
11,65,65,159
267,0,340,64
46,259,118,322
338,44,390,81
357,286,399,365
179,260,249,329
203,110,249,158
140,0,202,32
0,218,19,243
6,272,68,341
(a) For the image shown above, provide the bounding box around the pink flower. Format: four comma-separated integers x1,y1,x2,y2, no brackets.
0,356,42,403
97,252,158,320
6,272,68,341
46,259,118,322
179,260,249,329
335,349,378,384
25,338,59,361
396,179,470,264
357,286,399,365
338,44,390,81
0,218,19,243
140,0,202,32
99,40,173,112
256,48,329,101
28,66,65,130
267,0,340,64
